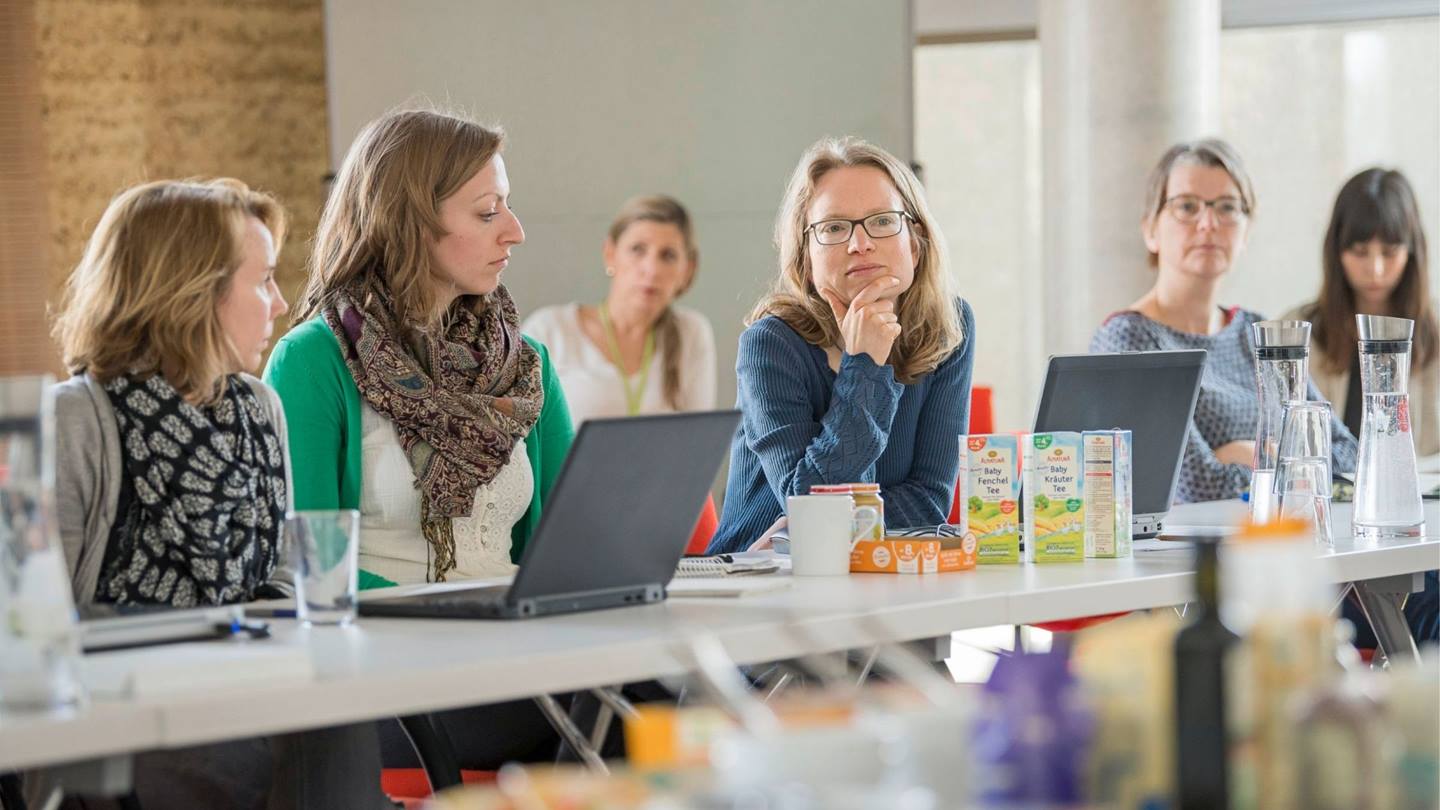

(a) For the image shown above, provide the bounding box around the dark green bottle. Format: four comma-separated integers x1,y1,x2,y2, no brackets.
1174,539,1238,810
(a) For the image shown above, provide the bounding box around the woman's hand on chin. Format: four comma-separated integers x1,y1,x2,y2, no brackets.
820,277,901,365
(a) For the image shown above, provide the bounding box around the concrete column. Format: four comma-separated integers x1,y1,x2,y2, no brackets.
1038,0,1220,355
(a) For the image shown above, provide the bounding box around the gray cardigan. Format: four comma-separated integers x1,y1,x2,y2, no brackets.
52,373,296,607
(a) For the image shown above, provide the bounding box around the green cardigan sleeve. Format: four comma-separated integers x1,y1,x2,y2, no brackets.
262,318,361,512
511,336,575,561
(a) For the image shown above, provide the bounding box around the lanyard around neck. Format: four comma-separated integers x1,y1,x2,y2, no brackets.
598,301,654,416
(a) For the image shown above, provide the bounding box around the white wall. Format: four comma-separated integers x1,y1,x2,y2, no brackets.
324,0,912,410
914,15,1440,428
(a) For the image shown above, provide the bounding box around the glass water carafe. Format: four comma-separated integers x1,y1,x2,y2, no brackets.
0,375,84,712
1352,315,1424,539
1250,320,1311,523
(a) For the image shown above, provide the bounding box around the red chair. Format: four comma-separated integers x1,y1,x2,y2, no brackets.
684,494,720,555
949,386,995,524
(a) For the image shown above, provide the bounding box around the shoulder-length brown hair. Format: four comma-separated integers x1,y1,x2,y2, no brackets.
52,178,286,404
750,137,962,383
1303,168,1437,373
606,194,699,409
295,108,504,327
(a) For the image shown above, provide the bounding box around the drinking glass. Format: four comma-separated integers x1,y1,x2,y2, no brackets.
1272,401,1333,545
288,510,360,625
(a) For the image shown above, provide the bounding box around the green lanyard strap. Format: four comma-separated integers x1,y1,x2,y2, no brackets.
598,302,654,417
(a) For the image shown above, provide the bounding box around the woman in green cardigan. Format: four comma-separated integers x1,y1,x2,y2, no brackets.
265,109,573,591
265,109,574,769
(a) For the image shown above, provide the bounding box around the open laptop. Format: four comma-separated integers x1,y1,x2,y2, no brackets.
359,410,741,620
1032,350,1206,539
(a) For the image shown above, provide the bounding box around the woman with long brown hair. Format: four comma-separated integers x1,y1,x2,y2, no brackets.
523,194,716,423
1284,167,1437,647
706,136,974,554
1283,167,1438,456
266,108,573,588
265,107,575,770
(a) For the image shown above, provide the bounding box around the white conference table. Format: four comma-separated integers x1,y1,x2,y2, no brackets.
2,499,1435,776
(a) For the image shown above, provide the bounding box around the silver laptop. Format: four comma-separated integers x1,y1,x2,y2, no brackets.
1032,350,1206,539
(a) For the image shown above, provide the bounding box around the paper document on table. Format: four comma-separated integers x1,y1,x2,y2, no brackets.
82,641,314,699
667,577,792,598
675,550,786,578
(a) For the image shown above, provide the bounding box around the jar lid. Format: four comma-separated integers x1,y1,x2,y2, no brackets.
809,484,854,494
848,483,881,494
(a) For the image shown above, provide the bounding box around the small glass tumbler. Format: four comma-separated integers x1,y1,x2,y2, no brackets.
287,510,360,626
1272,402,1334,545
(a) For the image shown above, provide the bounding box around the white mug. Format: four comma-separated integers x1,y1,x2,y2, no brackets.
786,495,880,576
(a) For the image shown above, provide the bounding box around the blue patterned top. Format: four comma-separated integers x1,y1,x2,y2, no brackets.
707,300,975,554
1090,307,1359,503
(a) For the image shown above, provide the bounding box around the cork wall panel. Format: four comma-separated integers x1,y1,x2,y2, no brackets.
0,0,56,374
35,0,328,366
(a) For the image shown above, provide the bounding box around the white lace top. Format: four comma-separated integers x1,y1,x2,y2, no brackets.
358,404,533,584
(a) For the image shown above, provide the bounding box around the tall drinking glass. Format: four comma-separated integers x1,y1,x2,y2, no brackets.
0,375,84,711
1272,401,1333,545
288,510,360,626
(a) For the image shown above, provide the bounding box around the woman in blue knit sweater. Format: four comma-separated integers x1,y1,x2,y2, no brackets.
708,137,974,554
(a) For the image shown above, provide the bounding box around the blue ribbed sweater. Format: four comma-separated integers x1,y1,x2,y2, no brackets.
707,299,976,554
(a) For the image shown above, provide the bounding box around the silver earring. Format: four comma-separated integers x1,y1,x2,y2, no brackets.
605,266,616,277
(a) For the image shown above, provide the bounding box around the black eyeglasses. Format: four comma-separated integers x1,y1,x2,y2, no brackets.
805,210,912,246
1161,194,1248,225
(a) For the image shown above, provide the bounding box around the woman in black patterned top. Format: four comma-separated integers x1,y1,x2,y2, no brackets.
1089,140,1356,503
43,180,391,810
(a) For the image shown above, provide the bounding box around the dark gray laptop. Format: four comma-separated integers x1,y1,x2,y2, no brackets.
359,410,741,619
1032,350,1206,539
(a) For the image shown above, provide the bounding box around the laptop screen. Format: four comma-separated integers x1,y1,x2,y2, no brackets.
1031,350,1205,517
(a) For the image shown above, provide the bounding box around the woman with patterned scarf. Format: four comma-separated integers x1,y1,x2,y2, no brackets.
46,180,392,808
265,109,575,769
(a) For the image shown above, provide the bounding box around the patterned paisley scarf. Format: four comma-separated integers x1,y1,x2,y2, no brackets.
322,282,543,581
98,374,287,607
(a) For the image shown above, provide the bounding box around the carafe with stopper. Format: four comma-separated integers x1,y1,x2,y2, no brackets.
1352,314,1424,539
1249,320,1311,523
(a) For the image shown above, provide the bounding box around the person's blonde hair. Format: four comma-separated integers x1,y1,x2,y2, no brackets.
1142,138,1256,268
295,108,504,327
606,194,699,409
751,137,962,383
52,178,286,404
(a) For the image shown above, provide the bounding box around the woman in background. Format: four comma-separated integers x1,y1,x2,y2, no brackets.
1285,167,1438,646
1283,167,1438,457
523,194,715,423
47,178,388,809
1089,138,1357,503
707,136,974,555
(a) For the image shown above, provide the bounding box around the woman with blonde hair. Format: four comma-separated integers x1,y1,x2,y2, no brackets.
265,108,574,769
523,194,716,423
46,179,389,808
706,136,975,554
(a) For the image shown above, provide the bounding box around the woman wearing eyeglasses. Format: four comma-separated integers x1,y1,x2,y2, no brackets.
706,136,974,554
1089,139,1357,503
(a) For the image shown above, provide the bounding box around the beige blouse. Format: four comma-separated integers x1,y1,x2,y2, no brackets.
1281,304,1439,458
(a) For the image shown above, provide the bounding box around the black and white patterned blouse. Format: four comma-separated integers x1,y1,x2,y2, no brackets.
96,374,288,607
1090,307,1359,503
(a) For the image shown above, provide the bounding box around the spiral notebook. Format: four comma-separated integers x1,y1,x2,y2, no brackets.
674,553,782,578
